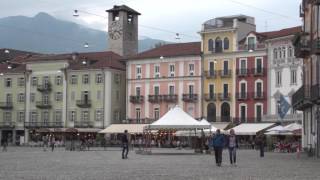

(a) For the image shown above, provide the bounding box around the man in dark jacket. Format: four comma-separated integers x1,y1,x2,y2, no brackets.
121,130,129,159
212,129,225,166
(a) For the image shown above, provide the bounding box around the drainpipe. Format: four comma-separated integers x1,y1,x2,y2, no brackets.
102,68,105,129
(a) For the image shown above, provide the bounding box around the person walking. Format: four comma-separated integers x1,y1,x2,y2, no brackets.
121,130,129,159
43,135,49,151
50,135,55,152
1,136,8,152
226,129,238,166
211,129,225,166
256,133,266,157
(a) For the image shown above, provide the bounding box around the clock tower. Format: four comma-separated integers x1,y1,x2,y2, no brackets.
107,5,140,57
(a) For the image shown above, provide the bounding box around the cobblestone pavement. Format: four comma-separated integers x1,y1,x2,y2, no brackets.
0,147,319,180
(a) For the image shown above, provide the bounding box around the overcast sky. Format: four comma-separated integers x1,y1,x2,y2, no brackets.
0,0,302,42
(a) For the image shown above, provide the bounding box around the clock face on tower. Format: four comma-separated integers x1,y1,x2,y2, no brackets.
109,21,122,40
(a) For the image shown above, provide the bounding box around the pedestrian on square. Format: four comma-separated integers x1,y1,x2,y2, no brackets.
211,129,225,166
42,135,49,151
50,135,55,152
121,130,129,159
226,129,238,166
1,136,8,152
256,133,266,157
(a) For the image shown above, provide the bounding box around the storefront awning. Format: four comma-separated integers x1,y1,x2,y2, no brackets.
99,124,148,134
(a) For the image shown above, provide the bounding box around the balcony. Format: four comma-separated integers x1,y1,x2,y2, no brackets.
182,94,198,102
252,68,265,76
130,95,144,104
204,70,218,79
76,100,91,108
252,92,266,100
219,70,232,78
0,121,15,128
74,121,94,128
236,92,249,100
37,83,52,93
312,38,320,55
148,95,163,103
0,102,13,109
292,86,313,111
204,93,217,101
293,32,310,58
163,94,178,103
218,93,231,101
311,84,320,104
24,122,63,128
36,101,52,109
236,69,248,77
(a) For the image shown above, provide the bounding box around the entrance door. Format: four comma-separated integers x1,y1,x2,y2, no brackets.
207,103,216,122
221,102,230,122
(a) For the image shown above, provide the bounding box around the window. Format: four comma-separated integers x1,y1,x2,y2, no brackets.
82,74,90,84
30,112,37,123
71,91,75,101
113,110,120,121
223,84,229,98
282,47,286,58
136,108,141,123
154,86,159,95
209,84,214,98
288,46,293,57
154,108,160,120
136,87,141,96
248,37,255,50
55,92,63,101
97,90,102,100
43,94,49,104
256,82,262,97
42,111,49,124
208,39,213,51
209,61,215,76
240,83,246,98
96,74,103,83
154,65,160,78
56,76,62,86
223,61,229,75
18,77,25,87
82,111,89,121
71,75,77,84
6,94,12,102
273,49,277,59
240,105,246,122
276,71,282,86
224,37,229,50
43,76,50,86
5,78,11,88
255,58,263,73
55,111,62,122
256,105,262,122
114,74,120,83
188,106,194,117
32,77,38,86
169,85,175,95
278,47,282,58
18,111,25,122
18,93,25,102
188,85,194,94
291,70,297,84
169,64,175,77
70,111,76,122
189,64,194,76
3,112,12,121
136,65,142,79
215,37,222,53
95,110,103,121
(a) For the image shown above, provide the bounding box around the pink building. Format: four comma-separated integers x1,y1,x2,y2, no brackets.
126,42,202,123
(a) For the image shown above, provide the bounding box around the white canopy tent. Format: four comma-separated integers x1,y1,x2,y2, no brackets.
284,123,302,131
265,131,294,135
267,125,287,132
199,118,211,126
145,106,211,130
231,123,275,135
99,124,148,134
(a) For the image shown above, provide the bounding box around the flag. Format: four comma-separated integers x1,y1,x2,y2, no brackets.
278,94,291,119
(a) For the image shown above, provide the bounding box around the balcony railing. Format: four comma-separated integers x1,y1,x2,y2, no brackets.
130,95,144,104
204,70,218,79
0,121,15,128
236,92,249,100
148,95,163,103
311,84,320,104
74,121,94,128
37,83,52,93
0,102,13,109
252,68,265,76
204,93,217,101
236,69,248,76
292,86,312,111
24,122,63,128
219,70,232,78
218,93,231,101
162,94,178,103
76,100,92,108
293,32,310,58
36,101,52,109
182,94,198,102
252,92,266,100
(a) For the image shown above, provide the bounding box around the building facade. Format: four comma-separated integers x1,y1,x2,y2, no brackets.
200,15,256,123
126,42,202,123
235,32,268,123
292,0,320,157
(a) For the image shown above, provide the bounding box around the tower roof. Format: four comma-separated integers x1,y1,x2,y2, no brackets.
106,5,141,15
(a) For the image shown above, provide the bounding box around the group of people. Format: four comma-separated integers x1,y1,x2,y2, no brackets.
42,135,56,152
